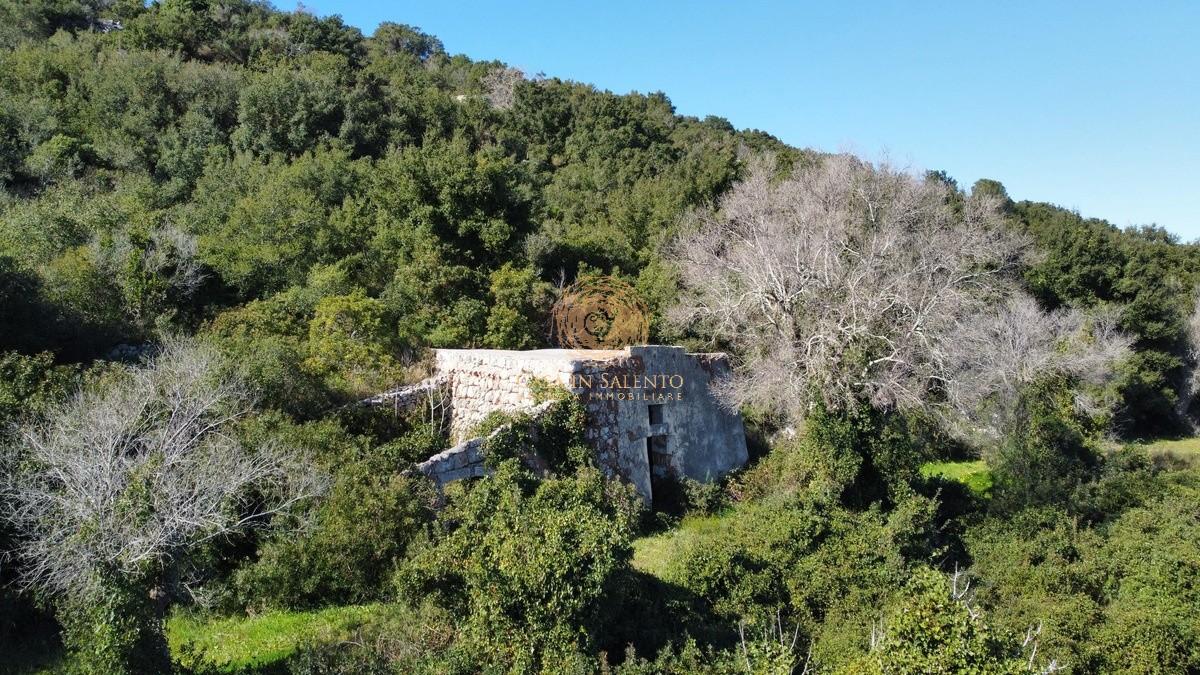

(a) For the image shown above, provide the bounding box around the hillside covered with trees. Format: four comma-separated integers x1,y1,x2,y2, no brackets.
1,1,1199,673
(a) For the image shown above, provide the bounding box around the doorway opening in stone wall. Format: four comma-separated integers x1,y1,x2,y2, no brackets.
645,435,671,511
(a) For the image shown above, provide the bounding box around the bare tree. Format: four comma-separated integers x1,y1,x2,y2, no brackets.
669,154,1128,435
90,224,207,327
482,66,525,110
1,337,323,596
942,295,1131,439
671,153,1024,416
92,224,207,298
1178,291,1200,427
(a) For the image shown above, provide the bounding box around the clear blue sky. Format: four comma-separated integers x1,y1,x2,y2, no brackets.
308,1,1200,241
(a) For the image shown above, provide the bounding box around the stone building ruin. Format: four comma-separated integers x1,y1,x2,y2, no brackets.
368,345,748,506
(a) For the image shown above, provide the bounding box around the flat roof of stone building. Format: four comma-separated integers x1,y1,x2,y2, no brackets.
435,347,631,362
433,346,731,369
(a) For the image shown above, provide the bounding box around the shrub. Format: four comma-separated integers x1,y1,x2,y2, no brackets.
57,573,170,675
0,350,77,434
395,461,638,671
682,476,729,516
966,470,1200,673
734,401,923,508
304,290,407,397
481,383,591,474
842,568,1039,674
989,378,1101,512
235,463,436,610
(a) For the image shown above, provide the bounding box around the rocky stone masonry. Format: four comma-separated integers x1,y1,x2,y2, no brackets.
434,348,626,434
362,375,446,411
413,400,554,485
366,346,749,503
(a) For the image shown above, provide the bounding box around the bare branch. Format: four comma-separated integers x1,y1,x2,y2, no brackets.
481,66,525,111
668,153,1129,440
1,337,325,596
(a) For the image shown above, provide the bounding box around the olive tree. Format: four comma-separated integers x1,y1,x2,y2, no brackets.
1,337,322,672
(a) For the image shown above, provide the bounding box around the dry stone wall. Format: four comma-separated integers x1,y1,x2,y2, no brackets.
414,400,555,486
415,436,487,483
360,375,446,412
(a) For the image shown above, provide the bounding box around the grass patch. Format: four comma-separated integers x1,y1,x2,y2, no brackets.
632,510,735,578
1128,436,1200,465
921,459,993,496
167,603,385,671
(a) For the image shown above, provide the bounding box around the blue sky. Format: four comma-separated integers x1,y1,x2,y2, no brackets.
308,1,1200,241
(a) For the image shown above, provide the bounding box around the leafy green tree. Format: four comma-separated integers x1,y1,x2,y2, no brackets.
232,55,346,157
23,133,92,182
155,108,228,198
971,178,1013,210
305,290,405,395
649,491,938,667
236,459,435,610
1015,200,1199,436
0,0,114,48
396,461,638,670
39,245,130,351
0,351,76,432
206,280,354,418
190,149,369,297
988,377,1101,512
274,11,365,65
123,0,218,59
366,22,444,64
483,262,552,349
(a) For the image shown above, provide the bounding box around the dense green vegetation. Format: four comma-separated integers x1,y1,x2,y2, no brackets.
1,1,1199,674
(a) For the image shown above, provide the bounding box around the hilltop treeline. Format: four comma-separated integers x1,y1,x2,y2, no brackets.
1,0,1196,430
1,1,1199,673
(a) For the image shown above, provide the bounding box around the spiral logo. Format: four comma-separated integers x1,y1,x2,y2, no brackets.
551,276,649,349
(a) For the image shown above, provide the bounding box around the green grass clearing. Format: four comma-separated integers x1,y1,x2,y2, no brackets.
1127,436,1200,465
167,603,385,671
632,510,736,578
920,459,993,496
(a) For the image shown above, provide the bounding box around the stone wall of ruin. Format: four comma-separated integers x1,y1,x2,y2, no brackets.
415,436,487,484
433,349,636,478
414,400,555,486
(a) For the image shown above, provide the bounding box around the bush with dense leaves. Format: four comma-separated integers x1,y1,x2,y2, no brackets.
967,466,1200,673
842,568,1037,674
395,461,640,671
234,422,442,610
